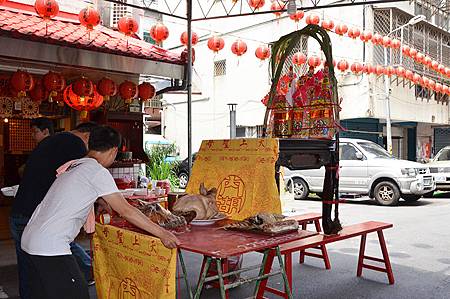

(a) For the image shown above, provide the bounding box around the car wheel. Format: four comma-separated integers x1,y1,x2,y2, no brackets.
178,172,189,189
402,194,421,202
373,181,400,206
289,178,309,200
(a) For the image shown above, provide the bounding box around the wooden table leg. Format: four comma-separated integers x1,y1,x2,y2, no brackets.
276,246,294,299
222,258,229,299
178,249,193,299
357,234,367,277
377,230,395,284
254,249,274,299
194,256,212,299
216,258,227,299
284,253,293,299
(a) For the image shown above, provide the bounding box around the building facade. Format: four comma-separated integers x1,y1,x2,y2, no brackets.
154,2,450,161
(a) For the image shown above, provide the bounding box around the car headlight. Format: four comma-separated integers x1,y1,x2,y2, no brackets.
401,168,417,177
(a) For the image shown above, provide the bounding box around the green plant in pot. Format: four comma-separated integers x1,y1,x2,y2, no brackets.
145,144,180,190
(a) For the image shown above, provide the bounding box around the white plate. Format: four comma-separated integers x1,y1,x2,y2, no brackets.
1,185,19,197
190,215,228,226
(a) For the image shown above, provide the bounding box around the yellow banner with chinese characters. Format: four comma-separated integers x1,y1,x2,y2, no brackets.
186,138,281,221
92,224,177,299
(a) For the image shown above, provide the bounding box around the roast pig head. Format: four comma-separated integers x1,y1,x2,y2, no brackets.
172,183,219,220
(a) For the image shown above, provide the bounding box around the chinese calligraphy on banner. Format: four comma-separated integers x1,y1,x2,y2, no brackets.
93,224,177,299
186,138,281,220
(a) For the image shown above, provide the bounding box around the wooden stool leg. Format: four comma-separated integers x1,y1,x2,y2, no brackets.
357,234,367,277
377,230,395,284
313,219,331,269
299,223,307,264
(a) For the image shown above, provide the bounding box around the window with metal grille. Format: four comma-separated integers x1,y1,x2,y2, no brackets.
111,0,131,27
214,60,226,77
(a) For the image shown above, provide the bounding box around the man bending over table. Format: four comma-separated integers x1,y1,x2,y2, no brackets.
21,125,180,299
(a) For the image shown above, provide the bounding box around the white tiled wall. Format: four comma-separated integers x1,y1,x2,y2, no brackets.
108,163,145,183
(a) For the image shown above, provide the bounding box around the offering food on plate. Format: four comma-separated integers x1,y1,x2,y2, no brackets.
224,213,299,235
138,203,187,230
172,183,221,220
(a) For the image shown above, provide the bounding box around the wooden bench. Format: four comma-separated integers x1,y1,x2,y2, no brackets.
256,221,394,299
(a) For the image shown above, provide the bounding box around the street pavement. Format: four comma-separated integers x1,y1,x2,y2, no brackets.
2,194,450,298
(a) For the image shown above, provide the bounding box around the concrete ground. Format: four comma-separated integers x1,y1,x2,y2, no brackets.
1,193,450,298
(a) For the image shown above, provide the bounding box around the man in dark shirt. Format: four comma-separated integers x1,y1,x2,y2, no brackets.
9,122,98,299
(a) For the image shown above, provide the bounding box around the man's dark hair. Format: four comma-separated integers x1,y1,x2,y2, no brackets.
88,126,121,152
74,121,98,133
30,117,54,135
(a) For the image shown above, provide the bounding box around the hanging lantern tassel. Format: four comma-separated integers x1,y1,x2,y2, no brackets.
80,110,88,119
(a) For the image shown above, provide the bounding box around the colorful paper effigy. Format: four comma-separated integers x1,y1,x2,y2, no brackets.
264,67,336,139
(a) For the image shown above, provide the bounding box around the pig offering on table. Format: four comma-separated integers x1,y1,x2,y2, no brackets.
224,213,299,234
172,183,220,220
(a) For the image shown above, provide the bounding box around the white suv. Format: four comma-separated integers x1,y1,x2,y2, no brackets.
427,146,450,193
284,138,435,206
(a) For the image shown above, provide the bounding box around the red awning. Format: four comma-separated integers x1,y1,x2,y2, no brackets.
0,8,184,66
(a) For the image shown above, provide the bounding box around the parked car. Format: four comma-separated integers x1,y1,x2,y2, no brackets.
284,138,435,206
427,146,450,193
176,153,197,189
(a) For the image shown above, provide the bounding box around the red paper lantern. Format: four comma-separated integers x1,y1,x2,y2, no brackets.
409,48,418,59
35,0,59,21
363,64,375,74
415,52,424,63
231,39,247,57
334,24,348,36
428,79,436,90
371,33,382,45
207,36,225,53
11,70,34,97
78,6,100,30
435,83,443,93
401,45,410,56
289,11,304,22
375,65,384,75
445,67,450,77
117,16,138,36
255,45,270,61
384,66,395,77
43,71,65,101
150,23,169,45
422,77,430,87
63,85,103,119
391,39,401,49
29,79,49,102
321,20,334,31
405,70,414,80
119,80,138,104
443,85,449,95
305,14,320,25
180,31,198,46
337,60,349,72
438,64,445,74
424,55,432,67
248,0,265,9
412,73,421,84
72,77,94,97
395,66,405,77
360,30,373,42
381,36,391,47
307,56,321,68
270,1,283,17
347,28,361,39
97,78,117,101
138,82,155,102
350,62,363,74
431,60,439,71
